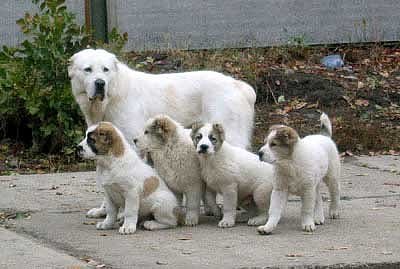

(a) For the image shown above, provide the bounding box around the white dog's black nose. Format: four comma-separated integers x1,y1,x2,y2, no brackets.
199,144,209,153
94,79,105,100
258,151,264,161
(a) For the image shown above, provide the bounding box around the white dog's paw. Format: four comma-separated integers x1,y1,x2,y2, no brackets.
218,218,235,228
87,207,107,218
119,223,137,234
257,223,275,235
247,215,268,226
329,209,340,219
96,221,115,230
302,221,316,232
185,212,199,226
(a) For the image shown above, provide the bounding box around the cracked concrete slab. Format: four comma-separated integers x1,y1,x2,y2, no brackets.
1,156,399,269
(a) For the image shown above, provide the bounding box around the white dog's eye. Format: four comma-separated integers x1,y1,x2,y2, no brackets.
84,67,92,73
144,130,149,135
103,67,109,72
195,134,202,141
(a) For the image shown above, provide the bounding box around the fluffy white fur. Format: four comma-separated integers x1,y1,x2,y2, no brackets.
191,123,274,228
134,115,204,226
68,49,256,218
257,113,340,234
78,122,179,234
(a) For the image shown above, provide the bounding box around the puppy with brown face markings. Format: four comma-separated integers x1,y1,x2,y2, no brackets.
257,113,340,235
191,123,274,228
134,115,205,226
77,122,180,234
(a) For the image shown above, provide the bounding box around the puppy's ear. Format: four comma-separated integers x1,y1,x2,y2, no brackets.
190,121,203,142
152,116,176,141
276,127,299,148
212,123,225,142
96,122,124,157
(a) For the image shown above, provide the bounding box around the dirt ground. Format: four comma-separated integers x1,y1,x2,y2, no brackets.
1,44,399,174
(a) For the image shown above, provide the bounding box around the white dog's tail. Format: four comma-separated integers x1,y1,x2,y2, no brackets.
320,112,332,137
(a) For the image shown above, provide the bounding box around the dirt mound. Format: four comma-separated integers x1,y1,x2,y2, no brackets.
256,70,345,106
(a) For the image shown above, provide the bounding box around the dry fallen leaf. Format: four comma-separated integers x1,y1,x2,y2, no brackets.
83,221,96,225
286,253,304,257
383,182,400,187
326,246,350,250
156,261,168,265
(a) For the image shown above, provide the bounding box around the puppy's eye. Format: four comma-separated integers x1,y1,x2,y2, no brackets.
209,135,217,143
103,67,109,72
144,130,149,135
84,67,92,73
195,134,202,141
270,142,277,147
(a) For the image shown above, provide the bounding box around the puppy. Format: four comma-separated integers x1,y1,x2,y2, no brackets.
257,113,340,234
191,123,274,228
77,122,179,234
134,115,204,226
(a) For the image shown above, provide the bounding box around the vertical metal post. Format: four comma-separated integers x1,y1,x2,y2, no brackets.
85,0,108,43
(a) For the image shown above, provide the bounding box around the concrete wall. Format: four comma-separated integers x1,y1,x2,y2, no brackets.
1,0,399,50
0,0,84,47
111,0,400,50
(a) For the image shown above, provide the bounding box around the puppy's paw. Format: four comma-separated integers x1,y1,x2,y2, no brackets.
257,223,274,235
314,214,325,225
218,218,235,228
329,209,339,219
96,221,114,230
87,207,106,218
119,223,136,234
302,221,316,232
247,215,268,226
185,212,199,226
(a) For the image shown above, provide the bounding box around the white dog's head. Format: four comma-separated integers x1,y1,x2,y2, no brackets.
77,122,125,159
258,125,299,163
68,49,119,103
190,123,225,155
134,115,178,152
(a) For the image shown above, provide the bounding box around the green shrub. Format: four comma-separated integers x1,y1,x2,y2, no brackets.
0,0,127,155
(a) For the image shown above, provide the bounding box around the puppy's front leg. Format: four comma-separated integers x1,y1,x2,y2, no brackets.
257,190,288,235
301,186,317,232
87,165,107,218
218,184,238,228
204,188,222,219
119,188,140,234
184,187,201,226
96,193,118,230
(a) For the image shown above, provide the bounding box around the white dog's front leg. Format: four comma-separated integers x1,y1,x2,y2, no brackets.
87,165,107,218
301,186,317,232
218,184,238,228
96,193,118,230
184,188,201,226
257,190,288,235
119,189,139,235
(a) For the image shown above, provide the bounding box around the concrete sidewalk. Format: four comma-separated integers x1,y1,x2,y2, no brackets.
0,155,399,269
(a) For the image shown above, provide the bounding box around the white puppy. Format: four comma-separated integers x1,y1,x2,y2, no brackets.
68,49,256,218
257,113,340,234
191,123,274,228
77,122,179,234
134,115,204,226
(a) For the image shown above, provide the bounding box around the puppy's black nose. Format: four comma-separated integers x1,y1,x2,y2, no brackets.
133,138,138,144
258,151,264,161
76,145,84,158
76,145,83,152
199,144,209,153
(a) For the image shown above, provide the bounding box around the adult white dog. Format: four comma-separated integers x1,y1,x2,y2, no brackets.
68,49,256,217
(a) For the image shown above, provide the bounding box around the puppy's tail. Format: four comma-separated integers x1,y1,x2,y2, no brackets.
320,112,332,137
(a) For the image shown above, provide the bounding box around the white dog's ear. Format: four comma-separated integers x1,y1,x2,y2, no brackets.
67,55,76,78
112,55,120,72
